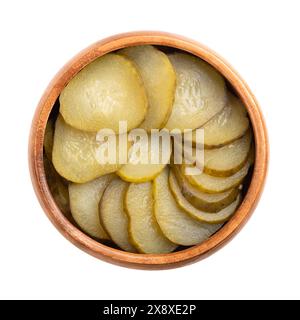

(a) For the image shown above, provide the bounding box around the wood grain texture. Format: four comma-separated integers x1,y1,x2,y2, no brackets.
28,31,269,269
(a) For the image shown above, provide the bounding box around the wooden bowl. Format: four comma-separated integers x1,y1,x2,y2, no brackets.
29,31,268,269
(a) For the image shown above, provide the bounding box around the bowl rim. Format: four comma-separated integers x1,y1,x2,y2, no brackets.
28,31,269,269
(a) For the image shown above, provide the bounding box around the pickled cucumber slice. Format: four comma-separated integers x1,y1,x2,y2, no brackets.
69,174,115,240
169,171,240,223
60,53,147,133
120,46,175,130
99,178,137,252
192,93,249,148
125,182,177,253
171,166,239,212
203,131,252,176
182,151,254,193
44,117,54,160
165,53,226,131
153,168,223,246
184,131,252,177
117,135,171,182
52,116,126,183
44,156,70,217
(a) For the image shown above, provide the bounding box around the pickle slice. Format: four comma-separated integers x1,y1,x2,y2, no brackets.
182,150,254,193
165,53,226,131
44,156,70,217
171,166,239,212
52,116,126,183
153,168,222,246
69,174,115,239
184,132,252,177
120,46,175,130
125,182,177,253
60,53,147,133
192,93,249,148
44,117,54,161
203,132,251,176
117,135,170,182
169,171,240,223
99,178,137,252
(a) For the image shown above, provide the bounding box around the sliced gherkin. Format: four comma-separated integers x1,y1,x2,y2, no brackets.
153,168,222,246
165,53,226,131
60,53,147,133
125,181,177,253
99,178,137,252
69,174,115,240
120,45,175,130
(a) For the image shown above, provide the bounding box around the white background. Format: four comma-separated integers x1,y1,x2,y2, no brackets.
0,0,299,300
